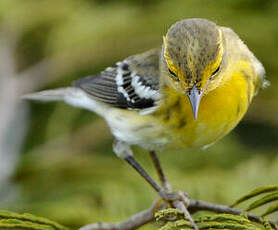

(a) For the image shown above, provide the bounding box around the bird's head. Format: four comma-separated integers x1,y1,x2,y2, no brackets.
162,18,226,120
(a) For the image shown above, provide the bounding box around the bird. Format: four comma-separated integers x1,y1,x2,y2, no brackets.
23,18,268,215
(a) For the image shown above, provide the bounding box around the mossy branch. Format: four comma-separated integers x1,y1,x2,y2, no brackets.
80,197,277,230
2,186,277,230
0,210,69,230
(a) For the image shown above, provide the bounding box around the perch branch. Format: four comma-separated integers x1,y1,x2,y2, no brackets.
79,199,277,230
79,200,166,230
188,200,277,228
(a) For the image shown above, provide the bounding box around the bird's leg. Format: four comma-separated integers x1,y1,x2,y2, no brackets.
149,151,191,205
113,140,169,200
148,151,198,229
113,140,198,230
149,150,171,192
149,151,191,208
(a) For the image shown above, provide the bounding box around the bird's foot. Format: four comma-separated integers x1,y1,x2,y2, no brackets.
163,190,190,208
160,190,198,230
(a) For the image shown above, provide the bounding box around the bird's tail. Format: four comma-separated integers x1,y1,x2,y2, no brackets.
22,87,74,102
22,87,107,116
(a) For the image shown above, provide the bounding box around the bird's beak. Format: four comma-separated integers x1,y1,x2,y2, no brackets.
186,85,203,120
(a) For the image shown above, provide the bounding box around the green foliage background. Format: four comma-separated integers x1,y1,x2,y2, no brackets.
0,0,277,229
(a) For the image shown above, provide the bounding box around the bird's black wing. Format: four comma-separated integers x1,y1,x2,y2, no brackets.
73,49,160,110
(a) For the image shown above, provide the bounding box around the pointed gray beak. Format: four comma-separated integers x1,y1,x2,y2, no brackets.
186,85,203,120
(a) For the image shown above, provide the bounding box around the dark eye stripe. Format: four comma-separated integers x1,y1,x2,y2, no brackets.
209,66,220,80
168,68,177,77
168,68,180,82
211,66,220,76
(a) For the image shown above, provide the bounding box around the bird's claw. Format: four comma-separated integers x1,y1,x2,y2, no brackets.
163,190,190,207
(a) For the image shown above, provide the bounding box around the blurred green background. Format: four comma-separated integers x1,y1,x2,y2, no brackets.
0,0,277,229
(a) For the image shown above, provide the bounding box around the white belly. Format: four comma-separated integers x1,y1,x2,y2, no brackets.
104,108,169,149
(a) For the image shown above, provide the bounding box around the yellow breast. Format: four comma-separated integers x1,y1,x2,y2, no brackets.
155,60,255,148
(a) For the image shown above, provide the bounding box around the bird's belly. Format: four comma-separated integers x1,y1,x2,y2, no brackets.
105,109,170,149
105,71,253,149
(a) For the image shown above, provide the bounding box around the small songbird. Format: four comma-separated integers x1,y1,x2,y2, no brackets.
23,18,268,206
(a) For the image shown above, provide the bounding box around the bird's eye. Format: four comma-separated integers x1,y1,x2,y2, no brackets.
168,68,180,82
209,66,220,80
